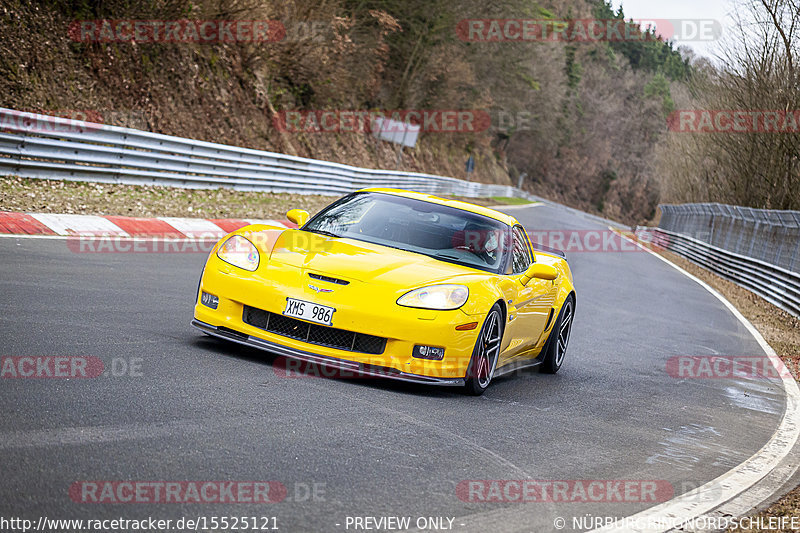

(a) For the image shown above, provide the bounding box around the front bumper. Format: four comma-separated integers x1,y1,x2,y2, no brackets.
195,237,485,382
192,319,466,386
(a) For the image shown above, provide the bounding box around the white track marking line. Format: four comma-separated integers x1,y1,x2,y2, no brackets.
0,233,73,240
158,217,227,239
0,233,219,242
246,219,290,227
590,228,800,532
29,213,129,237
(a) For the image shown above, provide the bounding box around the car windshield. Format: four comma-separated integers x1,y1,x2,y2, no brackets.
303,192,509,273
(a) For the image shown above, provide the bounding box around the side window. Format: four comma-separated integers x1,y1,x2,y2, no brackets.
511,226,532,274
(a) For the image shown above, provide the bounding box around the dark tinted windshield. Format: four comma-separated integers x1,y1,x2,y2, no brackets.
303,192,509,273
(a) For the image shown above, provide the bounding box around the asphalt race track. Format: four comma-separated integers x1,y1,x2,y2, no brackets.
0,202,790,532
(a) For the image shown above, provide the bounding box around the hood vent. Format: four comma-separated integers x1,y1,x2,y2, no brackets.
308,273,350,286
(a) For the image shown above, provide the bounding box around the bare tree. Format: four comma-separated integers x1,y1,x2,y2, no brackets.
663,0,799,210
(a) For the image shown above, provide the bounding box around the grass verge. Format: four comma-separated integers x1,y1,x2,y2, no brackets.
0,176,334,219
0,177,536,219
490,196,535,205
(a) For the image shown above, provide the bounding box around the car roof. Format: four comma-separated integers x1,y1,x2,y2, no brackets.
356,188,518,226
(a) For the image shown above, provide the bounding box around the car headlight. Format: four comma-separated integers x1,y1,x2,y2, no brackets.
216,235,259,271
397,285,469,310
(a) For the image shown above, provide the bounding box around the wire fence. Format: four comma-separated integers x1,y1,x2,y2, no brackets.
659,203,800,274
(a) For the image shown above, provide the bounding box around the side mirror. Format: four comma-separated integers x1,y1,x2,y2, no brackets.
286,209,310,227
521,263,558,285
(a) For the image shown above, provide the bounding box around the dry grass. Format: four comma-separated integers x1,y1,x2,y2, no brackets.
0,176,528,219
0,176,337,219
726,485,800,533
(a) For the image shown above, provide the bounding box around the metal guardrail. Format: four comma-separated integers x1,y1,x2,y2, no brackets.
635,227,800,319
0,108,534,200
659,203,800,274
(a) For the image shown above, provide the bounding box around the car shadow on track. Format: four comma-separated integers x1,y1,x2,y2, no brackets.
190,333,562,400
190,334,474,398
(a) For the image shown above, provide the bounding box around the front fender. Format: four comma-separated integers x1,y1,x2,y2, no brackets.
460,277,513,317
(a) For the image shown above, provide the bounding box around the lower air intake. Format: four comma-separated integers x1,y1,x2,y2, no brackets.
243,306,387,355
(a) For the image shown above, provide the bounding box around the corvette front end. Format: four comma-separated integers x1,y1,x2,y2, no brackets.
193,228,487,383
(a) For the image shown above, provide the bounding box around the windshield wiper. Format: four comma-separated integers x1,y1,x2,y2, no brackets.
434,253,460,261
306,229,340,238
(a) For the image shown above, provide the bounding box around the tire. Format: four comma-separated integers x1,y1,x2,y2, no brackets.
464,303,504,396
541,296,574,374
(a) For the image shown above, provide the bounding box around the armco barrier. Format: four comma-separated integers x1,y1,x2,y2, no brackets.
658,203,800,274
0,108,534,200
635,226,800,318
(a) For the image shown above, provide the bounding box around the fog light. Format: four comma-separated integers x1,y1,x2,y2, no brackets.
413,345,445,360
201,292,219,309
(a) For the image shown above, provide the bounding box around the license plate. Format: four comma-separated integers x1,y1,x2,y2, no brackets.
283,298,335,326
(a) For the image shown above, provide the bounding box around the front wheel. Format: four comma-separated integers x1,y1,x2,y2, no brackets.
541,296,574,374
464,303,504,396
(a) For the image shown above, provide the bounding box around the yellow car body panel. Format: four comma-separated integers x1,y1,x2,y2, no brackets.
193,189,575,385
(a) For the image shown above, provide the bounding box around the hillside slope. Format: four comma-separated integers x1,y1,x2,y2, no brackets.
0,0,691,224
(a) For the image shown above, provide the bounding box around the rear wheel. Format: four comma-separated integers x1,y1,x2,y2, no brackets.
464,303,504,396
541,296,574,374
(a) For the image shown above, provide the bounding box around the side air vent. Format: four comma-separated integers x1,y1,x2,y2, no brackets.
544,308,555,331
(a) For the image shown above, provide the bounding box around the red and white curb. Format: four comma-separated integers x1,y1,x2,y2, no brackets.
0,211,294,239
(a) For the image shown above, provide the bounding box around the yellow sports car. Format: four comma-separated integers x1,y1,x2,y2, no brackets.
192,189,575,394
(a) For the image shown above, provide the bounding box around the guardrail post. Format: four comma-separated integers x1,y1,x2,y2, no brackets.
734,210,745,255
709,209,716,246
